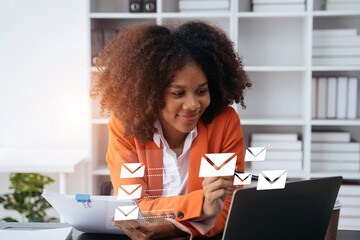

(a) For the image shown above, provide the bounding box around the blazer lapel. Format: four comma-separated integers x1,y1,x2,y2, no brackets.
188,121,208,192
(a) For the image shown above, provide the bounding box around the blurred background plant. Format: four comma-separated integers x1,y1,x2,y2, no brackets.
0,173,58,222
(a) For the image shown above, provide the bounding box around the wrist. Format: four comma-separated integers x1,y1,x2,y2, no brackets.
169,222,190,238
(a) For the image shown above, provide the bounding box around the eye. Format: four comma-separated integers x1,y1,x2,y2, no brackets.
197,88,208,95
172,91,185,97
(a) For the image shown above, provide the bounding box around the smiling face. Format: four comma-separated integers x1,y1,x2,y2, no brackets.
159,61,210,144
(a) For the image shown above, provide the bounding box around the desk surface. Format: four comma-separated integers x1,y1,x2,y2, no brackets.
1,223,359,240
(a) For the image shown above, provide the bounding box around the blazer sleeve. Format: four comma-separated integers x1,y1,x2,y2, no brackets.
203,107,245,238
170,107,245,238
106,115,204,222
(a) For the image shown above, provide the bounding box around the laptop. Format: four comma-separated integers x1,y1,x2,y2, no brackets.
222,176,342,240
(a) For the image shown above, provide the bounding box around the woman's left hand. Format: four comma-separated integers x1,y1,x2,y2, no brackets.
112,213,189,240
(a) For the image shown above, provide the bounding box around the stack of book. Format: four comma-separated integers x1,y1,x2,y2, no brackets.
178,0,229,12
313,29,360,66
325,0,360,11
337,184,360,230
312,76,358,119
252,0,306,12
311,132,360,172
250,133,303,170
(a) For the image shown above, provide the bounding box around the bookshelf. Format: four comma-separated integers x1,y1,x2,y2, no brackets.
88,0,360,195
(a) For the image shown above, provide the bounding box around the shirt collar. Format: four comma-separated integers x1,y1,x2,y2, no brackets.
153,119,198,149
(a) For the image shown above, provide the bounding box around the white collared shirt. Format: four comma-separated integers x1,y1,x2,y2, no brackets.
153,119,198,197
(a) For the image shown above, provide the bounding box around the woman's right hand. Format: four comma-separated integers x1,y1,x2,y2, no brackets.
198,176,236,219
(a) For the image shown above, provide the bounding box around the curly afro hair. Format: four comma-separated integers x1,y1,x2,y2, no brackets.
90,21,251,145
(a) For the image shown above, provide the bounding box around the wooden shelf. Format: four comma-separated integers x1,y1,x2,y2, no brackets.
237,12,307,18
312,11,360,17
162,11,230,18
244,66,307,72
90,13,157,19
312,66,360,71
241,118,306,126
312,120,360,126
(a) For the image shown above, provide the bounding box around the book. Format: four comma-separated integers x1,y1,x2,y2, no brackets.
311,162,359,171
311,152,360,162
327,77,337,118
312,57,360,65
340,207,360,217
312,77,318,118
251,133,298,142
337,77,348,119
266,151,303,160
312,142,360,152
313,36,360,47
252,0,305,3
312,47,360,57
338,196,360,206
251,141,303,150
347,77,358,119
179,0,229,10
311,132,351,142
253,3,305,12
317,77,327,119
327,0,360,2
313,29,357,38
251,160,302,170
326,2,360,11
339,185,360,196
339,217,360,229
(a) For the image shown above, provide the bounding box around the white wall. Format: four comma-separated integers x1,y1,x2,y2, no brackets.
0,0,90,220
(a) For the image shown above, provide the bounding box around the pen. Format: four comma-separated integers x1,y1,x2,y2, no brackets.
234,171,258,181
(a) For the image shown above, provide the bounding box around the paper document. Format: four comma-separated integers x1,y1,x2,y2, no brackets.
0,227,71,240
42,189,139,234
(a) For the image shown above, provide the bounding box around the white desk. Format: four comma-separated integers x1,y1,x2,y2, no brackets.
0,147,89,194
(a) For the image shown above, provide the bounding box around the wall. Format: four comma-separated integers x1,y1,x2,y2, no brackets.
0,0,90,221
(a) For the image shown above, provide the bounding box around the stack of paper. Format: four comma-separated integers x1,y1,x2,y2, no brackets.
252,0,306,12
325,0,360,11
312,77,359,119
311,132,360,172
178,0,229,12
313,29,360,65
250,133,303,170
337,184,360,230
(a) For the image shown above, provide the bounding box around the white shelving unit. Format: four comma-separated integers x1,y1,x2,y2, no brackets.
88,0,360,194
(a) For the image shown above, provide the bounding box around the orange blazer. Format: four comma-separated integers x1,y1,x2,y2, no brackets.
106,106,245,238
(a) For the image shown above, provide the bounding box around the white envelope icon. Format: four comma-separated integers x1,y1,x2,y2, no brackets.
245,147,266,162
117,184,142,200
114,205,140,221
199,153,237,177
257,170,287,190
233,173,252,185
120,163,145,178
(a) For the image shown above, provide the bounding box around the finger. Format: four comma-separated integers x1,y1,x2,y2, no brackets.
204,178,236,192
203,176,237,187
206,188,234,202
114,220,148,239
202,176,221,186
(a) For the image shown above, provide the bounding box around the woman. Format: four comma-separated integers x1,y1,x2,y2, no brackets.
90,21,251,239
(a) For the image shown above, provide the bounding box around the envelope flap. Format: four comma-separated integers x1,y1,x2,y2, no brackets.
262,170,286,182
116,205,139,216
205,153,235,167
248,147,266,156
124,163,143,172
235,173,251,181
119,184,141,194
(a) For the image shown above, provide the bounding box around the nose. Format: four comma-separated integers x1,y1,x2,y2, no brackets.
183,94,200,111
